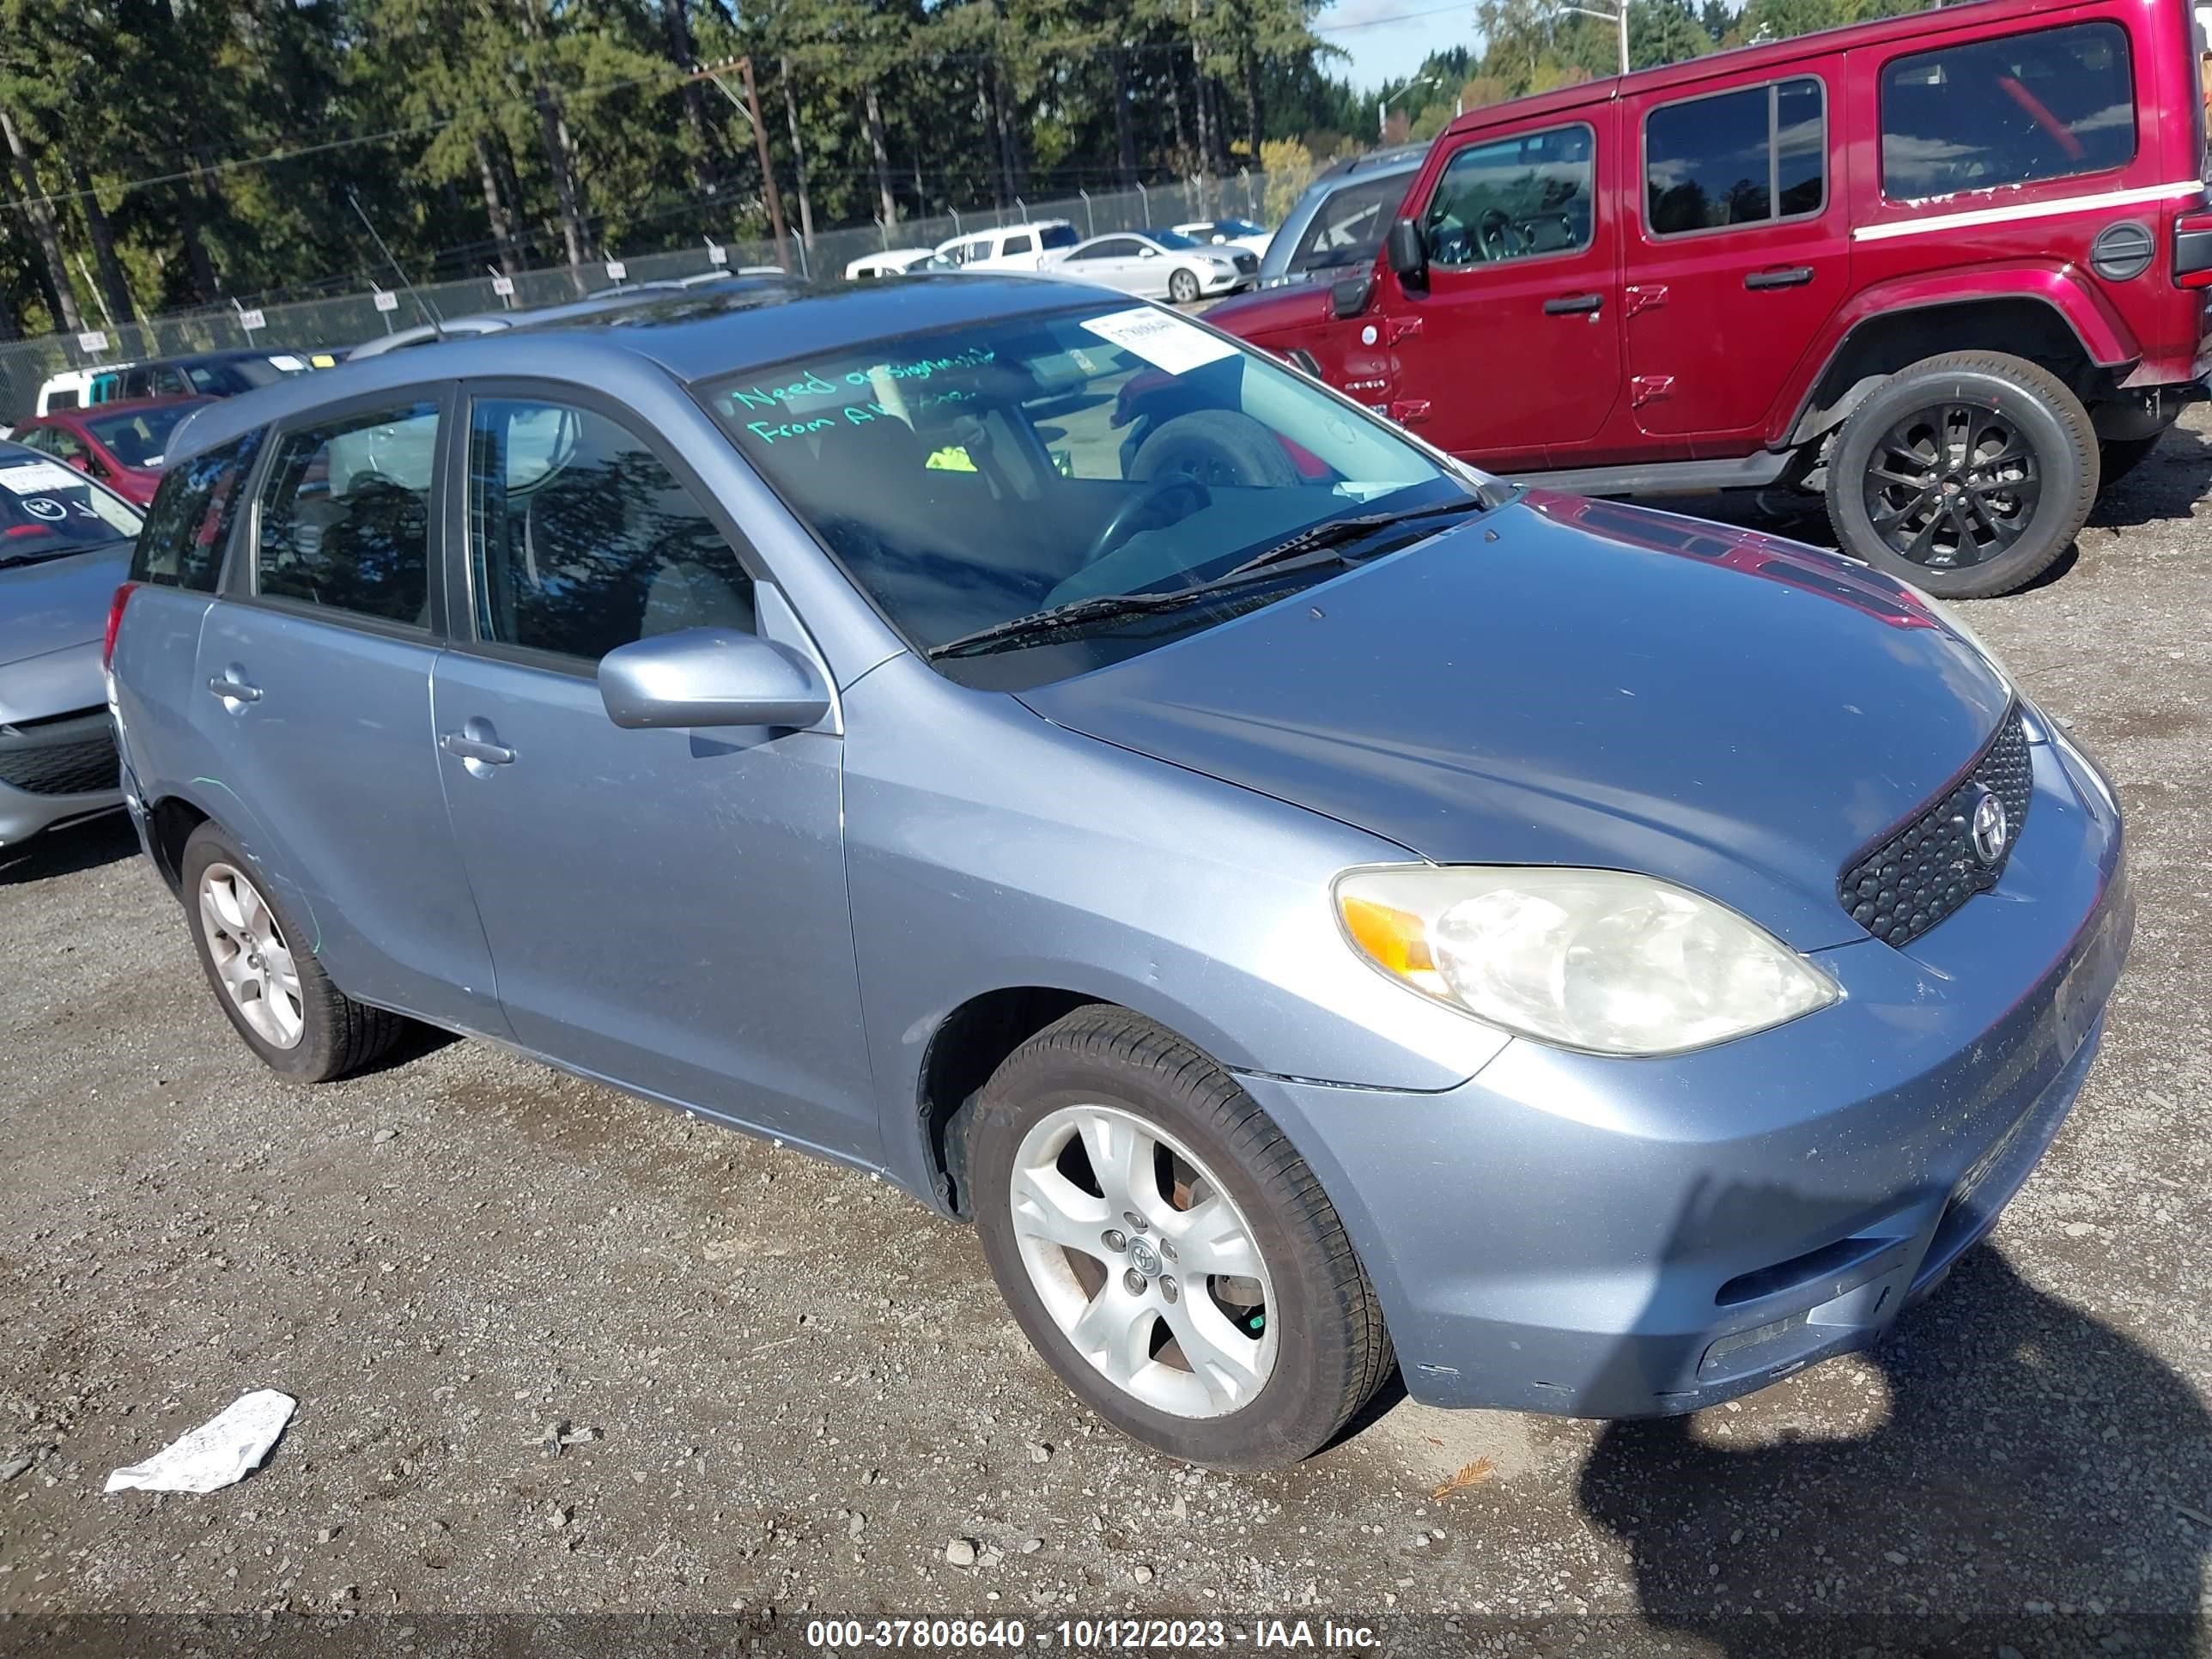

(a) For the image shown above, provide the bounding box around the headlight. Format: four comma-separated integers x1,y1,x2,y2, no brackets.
1334,866,1840,1057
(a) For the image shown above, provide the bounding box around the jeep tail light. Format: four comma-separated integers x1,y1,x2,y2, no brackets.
2174,207,2212,289
103,581,138,672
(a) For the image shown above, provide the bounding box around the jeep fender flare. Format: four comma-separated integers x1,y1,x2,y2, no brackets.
1778,263,2139,449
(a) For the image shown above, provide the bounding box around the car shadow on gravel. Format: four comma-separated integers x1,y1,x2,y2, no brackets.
2089,424,2212,533
1577,1246,2209,1656
0,811,137,886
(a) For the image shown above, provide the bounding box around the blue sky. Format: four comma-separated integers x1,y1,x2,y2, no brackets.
1315,0,1482,94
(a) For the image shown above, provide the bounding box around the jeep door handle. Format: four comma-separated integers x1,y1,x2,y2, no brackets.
1744,266,1815,290
1544,292,1605,315
440,732,515,766
206,676,261,703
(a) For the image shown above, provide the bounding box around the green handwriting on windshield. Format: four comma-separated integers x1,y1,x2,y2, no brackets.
725,348,998,446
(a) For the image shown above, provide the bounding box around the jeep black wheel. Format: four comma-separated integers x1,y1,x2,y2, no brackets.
1826,352,2097,599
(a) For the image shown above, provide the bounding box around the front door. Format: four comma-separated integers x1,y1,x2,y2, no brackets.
1621,73,1848,442
195,388,504,1033
1378,111,1624,471
430,390,878,1162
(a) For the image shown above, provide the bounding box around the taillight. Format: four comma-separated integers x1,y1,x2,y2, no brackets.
2174,207,2212,289
103,580,138,672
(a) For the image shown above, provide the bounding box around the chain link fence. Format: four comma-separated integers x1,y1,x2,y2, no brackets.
0,172,1282,423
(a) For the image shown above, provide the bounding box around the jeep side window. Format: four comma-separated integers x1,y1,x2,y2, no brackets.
1645,79,1825,237
1881,21,2136,201
1423,123,1595,266
130,429,266,593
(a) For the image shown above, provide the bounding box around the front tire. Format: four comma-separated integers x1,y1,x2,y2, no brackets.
1825,351,2097,599
1168,268,1201,305
180,821,406,1082
969,1008,1392,1468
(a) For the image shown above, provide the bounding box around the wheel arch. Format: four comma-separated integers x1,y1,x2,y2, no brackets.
1784,284,2133,452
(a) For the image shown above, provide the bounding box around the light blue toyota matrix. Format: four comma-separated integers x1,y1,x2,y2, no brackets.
108,279,2131,1468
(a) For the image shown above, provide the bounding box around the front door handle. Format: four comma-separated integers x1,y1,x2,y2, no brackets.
1544,292,1605,315
440,730,515,767
206,675,261,703
1744,265,1815,290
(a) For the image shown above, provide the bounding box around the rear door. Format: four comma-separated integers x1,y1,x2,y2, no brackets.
428,386,876,1159
1621,72,1846,442
1377,110,1622,469
191,385,504,1032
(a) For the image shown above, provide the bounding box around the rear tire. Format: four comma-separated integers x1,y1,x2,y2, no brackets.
180,821,406,1083
1825,351,2097,599
968,1008,1393,1469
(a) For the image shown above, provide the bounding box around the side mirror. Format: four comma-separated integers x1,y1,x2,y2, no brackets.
599,629,830,731
1384,217,1429,288
1330,271,1374,319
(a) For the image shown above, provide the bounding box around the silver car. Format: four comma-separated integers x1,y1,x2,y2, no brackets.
1042,231,1255,304
0,443,140,848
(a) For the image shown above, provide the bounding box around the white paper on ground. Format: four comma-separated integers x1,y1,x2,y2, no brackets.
1079,307,1237,376
104,1390,295,1495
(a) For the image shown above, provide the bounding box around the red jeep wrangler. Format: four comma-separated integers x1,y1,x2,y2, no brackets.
1194,0,2212,596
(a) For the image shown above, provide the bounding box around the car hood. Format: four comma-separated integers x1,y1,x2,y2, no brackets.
0,541,131,720
1203,283,1328,337
1018,495,2013,951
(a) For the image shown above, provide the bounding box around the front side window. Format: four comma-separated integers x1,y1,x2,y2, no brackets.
468,398,754,663
1286,173,1412,276
255,400,438,626
706,300,1484,690
1646,79,1825,236
1881,22,2135,200
1424,123,1595,265
131,431,261,591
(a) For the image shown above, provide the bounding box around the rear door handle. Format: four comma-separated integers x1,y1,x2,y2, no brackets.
441,732,515,766
1544,292,1605,315
1743,266,1815,290
206,675,261,703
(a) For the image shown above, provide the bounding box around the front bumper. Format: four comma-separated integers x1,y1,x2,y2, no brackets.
0,706,123,845
1241,719,2131,1417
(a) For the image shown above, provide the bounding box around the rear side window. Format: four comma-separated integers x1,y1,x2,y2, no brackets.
130,429,263,592
1881,22,2135,201
1423,123,1595,264
1646,79,1825,235
466,398,754,663
1003,232,1035,257
254,400,438,627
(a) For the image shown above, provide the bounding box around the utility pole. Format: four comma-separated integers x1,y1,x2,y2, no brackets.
1561,4,1631,75
696,59,791,271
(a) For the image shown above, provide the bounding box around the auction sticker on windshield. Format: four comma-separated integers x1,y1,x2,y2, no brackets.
1079,307,1237,375
0,460,87,495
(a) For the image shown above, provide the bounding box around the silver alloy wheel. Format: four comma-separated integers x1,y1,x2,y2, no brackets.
198,861,305,1050
1009,1103,1278,1419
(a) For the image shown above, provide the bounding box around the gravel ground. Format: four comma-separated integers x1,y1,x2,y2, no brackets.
2,414,2210,1656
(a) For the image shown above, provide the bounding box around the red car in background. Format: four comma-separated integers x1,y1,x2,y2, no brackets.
10,397,212,507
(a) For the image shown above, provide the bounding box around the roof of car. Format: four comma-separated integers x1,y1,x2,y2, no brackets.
32,394,210,426
166,275,1113,465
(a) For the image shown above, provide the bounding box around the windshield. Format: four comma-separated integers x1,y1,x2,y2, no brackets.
1270,171,1413,281
87,403,201,467
0,453,143,562
1149,229,1203,250
705,299,1480,688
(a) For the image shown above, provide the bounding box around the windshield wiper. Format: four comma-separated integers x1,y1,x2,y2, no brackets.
927,497,1482,662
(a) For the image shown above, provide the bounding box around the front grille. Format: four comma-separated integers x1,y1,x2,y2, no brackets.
1838,713,2032,947
1234,252,1258,272
0,726,118,797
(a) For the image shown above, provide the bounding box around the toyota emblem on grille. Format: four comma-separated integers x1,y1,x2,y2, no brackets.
1970,787,2009,866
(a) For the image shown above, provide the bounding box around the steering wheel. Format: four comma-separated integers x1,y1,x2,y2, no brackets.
1081,474,1211,568
1478,208,1514,261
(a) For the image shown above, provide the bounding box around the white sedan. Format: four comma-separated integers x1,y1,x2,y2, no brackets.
1040,230,1255,304
844,246,945,280
1172,217,1275,258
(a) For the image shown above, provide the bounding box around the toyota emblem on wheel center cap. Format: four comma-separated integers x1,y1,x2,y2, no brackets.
1127,1238,1162,1279
1970,787,2009,866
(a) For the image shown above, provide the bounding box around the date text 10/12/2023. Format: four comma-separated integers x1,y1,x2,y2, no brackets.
801,1620,1381,1650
